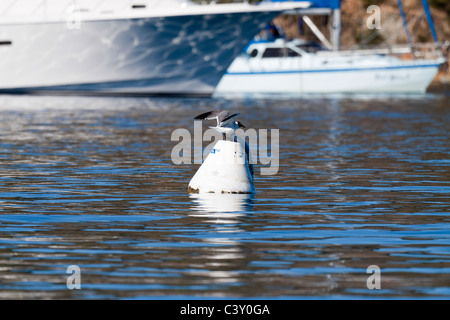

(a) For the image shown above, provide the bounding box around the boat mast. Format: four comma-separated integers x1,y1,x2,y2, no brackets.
330,0,341,50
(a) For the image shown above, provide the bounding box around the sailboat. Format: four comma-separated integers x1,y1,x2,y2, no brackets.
214,0,447,95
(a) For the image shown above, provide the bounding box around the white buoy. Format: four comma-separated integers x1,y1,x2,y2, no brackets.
188,139,255,194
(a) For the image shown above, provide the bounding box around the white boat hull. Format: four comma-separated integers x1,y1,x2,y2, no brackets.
0,11,286,96
215,61,442,95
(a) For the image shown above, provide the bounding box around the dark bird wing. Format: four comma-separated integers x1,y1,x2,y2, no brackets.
194,111,218,120
221,113,240,123
194,110,233,126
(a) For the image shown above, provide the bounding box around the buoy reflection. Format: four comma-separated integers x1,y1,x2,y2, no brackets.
189,193,254,214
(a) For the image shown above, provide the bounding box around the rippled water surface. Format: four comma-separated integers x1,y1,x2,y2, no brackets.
0,94,449,299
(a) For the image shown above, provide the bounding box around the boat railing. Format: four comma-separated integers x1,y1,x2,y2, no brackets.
198,0,255,3
0,0,263,20
0,0,120,19
315,41,448,62
411,41,449,61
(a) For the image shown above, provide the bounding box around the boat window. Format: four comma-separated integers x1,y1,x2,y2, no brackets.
262,47,301,58
0,41,12,46
250,49,258,58
132,4,146,9
262,48,284,58
287,48,301,57
297,44,322,53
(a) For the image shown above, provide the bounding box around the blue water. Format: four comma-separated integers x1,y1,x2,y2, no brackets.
0,94,449,299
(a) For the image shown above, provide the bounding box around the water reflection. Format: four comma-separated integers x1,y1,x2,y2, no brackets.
189,193,254,214
0,94,449,299
188,194,254,291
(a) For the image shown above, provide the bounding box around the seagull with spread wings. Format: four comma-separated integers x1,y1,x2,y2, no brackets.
194,110,245,140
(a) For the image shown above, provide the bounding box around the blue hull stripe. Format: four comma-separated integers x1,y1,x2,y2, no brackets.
226,63,441,75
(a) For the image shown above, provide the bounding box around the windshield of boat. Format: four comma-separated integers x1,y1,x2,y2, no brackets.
296,43,324,53
260,47,302,58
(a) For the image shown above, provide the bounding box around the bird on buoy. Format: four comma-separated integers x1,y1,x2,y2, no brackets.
194,110,253,178
194,110,245,140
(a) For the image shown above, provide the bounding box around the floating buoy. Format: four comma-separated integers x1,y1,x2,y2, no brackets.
188,139,255,194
